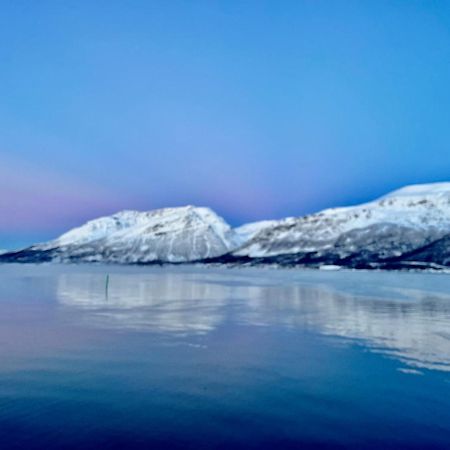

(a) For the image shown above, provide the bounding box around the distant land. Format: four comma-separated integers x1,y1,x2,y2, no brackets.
2,182,450,271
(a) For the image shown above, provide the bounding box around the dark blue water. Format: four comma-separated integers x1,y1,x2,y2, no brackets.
0,265,450,449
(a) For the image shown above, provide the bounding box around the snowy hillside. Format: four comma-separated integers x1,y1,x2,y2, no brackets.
233,182,450,265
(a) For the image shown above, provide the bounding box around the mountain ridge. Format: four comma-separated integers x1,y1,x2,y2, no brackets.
2,182,450,270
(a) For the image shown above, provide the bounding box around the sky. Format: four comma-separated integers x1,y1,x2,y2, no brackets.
1,0,450,249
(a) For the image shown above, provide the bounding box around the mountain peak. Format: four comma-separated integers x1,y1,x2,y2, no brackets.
25,205,238,263
382,182,450,199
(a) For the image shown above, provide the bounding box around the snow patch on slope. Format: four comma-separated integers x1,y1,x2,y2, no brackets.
234,220,280,244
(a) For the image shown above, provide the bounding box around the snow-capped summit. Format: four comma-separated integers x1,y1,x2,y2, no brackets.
10,206,240,264
381,182,450,199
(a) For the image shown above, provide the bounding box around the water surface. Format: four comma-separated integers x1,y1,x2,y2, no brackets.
1,264,450,449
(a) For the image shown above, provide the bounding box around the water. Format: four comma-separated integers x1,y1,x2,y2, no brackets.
1,264,450,449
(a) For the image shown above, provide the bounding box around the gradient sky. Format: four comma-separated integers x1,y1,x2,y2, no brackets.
1,0,450,249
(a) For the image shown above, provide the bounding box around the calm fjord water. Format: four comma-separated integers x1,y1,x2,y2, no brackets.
0,265,450,449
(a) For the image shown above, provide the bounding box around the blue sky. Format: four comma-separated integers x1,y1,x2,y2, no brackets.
1,0,450,248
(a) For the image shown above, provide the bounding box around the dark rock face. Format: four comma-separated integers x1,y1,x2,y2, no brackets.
394,235,450,267
0,248,57,263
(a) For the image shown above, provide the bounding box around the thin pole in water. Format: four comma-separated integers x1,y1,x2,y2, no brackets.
105,274,110,298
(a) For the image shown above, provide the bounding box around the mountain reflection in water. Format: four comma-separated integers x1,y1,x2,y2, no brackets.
55,267,450,372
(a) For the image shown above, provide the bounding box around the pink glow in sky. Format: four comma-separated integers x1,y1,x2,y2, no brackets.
0,157,129,234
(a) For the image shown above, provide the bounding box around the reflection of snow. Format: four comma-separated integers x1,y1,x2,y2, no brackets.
57,272,231,334
57,267,450,372
241,280,450,372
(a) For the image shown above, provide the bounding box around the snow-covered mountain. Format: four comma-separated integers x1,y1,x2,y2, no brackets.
229,182,450,268
2,206,240,264
2,182,450,269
